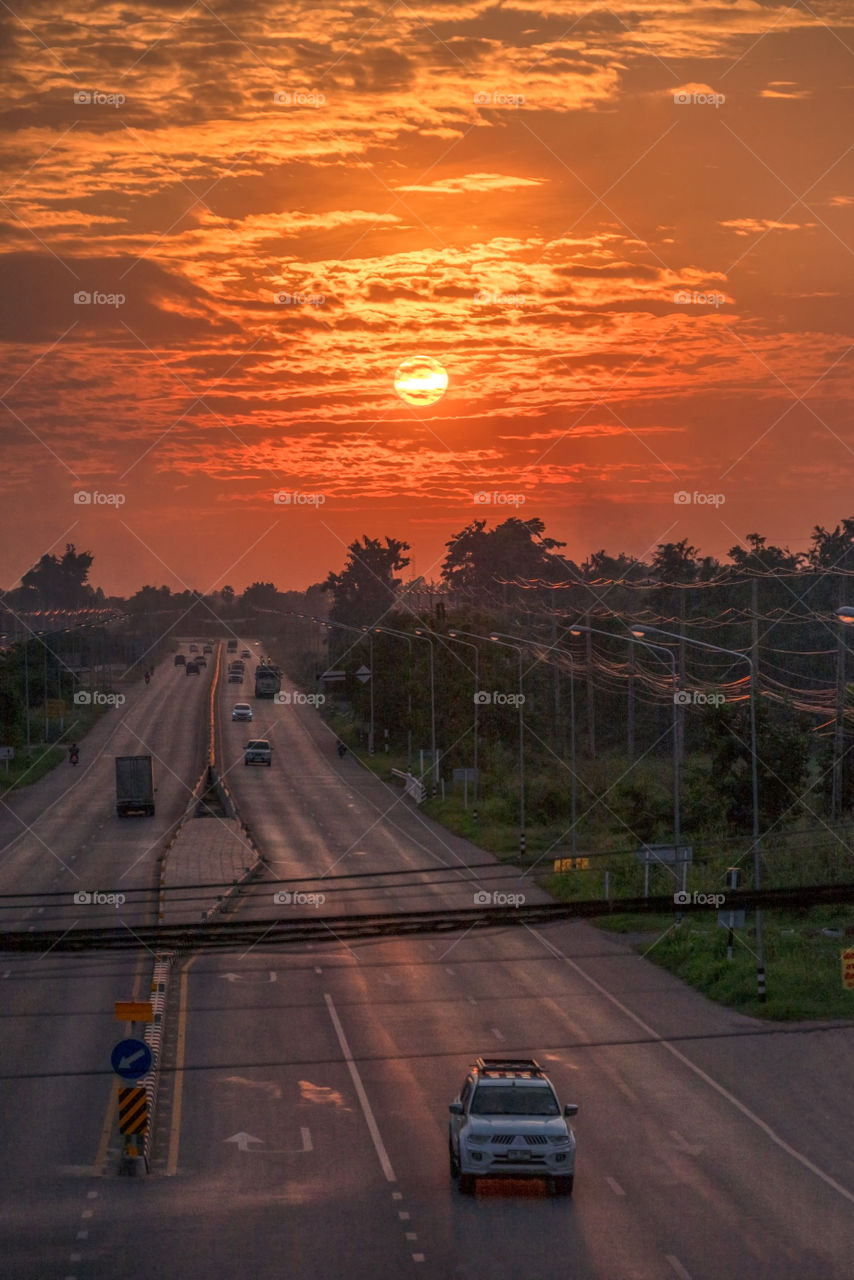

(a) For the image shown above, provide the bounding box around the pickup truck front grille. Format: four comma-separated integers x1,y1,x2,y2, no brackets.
490,1134,549,1145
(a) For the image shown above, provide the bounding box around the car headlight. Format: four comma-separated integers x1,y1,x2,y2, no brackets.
465,1134,491,1145
548,1134,572,1146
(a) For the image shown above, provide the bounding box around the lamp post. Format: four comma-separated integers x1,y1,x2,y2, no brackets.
833,606,854,820
447,630,480,821
490,631,578,856
411,629,438,796
633,623,764,1002
451,629,526,856
572,624,681,880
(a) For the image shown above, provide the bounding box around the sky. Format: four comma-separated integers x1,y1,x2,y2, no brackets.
1,0,853,597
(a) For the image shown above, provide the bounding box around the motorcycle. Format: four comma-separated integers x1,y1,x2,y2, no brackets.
336,741,347,758
144,671,150,685
69,749,79,766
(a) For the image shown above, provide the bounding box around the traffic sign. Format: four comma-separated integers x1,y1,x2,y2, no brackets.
355,666,371,684
717,910,746,930
0,746,14,761
635,843,693,864
118,1087,149,1134
842,948,854,990
115,1000,153,1022
554,856,590,872
43,699,66,716
111,1038,153,1080
320,669,347,682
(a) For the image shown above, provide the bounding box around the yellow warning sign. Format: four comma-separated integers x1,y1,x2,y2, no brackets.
841,948,854,991
118,1087,149,1135
553,856,590,872
115,1001,153,1022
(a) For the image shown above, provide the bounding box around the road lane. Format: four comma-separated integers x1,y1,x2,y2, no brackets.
0,647,216,1278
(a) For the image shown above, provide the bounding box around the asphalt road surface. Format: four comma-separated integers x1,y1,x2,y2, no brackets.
1,647,853,1278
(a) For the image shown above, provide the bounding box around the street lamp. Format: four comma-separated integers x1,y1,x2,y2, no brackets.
572,625,681,882
451,629,527,856
412,629,438,796
832,607,854,819
490,631,578,856
447,630,480,821
633,623,765,1003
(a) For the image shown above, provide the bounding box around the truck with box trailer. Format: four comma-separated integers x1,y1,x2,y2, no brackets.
115,755,155,817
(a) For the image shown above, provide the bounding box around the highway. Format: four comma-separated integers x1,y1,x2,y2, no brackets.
1,642,853,1278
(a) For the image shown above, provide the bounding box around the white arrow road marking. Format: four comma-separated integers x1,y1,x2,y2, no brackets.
670,1130,704,1157
224,1132,263,1152
221,971,277,983
224,1130,312,1154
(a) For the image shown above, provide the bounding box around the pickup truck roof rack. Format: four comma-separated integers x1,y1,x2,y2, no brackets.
474,1057,545,1078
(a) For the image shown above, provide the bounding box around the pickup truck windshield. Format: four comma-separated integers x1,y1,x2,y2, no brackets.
470,1086,559,1116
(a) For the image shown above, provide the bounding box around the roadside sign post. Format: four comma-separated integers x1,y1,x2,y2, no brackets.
112,1010,154,1176
0,746,13,772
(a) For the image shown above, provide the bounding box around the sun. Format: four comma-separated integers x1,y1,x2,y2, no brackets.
394,356,448,405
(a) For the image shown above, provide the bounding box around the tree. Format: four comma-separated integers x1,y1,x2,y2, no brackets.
18,543,94,608
441,517,566,603
242,582,280,611
323,535,410,627
703,701,810,830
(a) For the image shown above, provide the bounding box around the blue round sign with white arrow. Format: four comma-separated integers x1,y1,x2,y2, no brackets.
111,1037,153,1080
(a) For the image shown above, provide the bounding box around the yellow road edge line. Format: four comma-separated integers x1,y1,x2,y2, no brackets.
166,953,198,1176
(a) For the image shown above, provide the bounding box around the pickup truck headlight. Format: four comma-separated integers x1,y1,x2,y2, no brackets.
465,1134,491,1145
548,1134,571,1146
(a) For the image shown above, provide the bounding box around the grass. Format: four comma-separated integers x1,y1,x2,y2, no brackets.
325,713,854,1021
601,906,854,1021
0,704,104,792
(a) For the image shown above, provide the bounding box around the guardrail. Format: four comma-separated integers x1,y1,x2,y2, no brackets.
391,768,426,803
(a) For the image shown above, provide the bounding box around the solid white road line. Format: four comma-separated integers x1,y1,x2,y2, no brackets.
529,926,854,1206
324,992,397,1183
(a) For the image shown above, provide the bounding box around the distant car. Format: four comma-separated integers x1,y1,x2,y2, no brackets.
448,1058,578,1197
174,654,186,666
241,649,252,659
232,703,253,721
244,739,272,766
186,661,200,675
227,671,243,683
195,656,207,667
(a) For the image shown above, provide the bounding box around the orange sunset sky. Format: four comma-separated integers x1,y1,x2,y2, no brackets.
1,0,853,596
